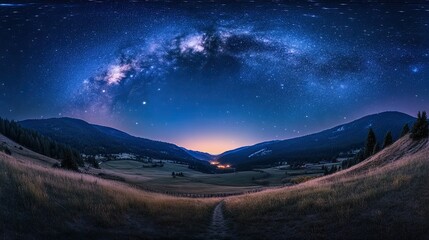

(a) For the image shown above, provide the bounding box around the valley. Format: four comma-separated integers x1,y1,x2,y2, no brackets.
1,111,428,239
0,112,429,239
2,2,428,239
93,159,324,195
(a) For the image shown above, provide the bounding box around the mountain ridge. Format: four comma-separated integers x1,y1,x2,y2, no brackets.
19,117,201,163
217,111,416,168
181,148,215,161
19,111,416,168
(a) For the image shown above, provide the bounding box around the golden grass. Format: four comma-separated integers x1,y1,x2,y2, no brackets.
1,134,428,239
0,152,218,238
224,137,429,239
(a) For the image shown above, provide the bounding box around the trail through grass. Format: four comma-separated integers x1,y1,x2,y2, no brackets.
207,201,233,240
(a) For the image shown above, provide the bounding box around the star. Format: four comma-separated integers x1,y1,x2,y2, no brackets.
2,2,428,154
411,66,419,73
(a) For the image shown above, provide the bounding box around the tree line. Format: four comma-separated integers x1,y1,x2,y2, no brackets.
343,111,428,169
0,117,83,171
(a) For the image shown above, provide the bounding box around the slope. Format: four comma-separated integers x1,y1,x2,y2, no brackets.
218,111,415,168
224,135,429,239
181,148,215,161
19,117,199,163
0,133,217,239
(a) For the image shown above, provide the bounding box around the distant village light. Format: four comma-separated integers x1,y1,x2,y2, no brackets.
216,164,232,169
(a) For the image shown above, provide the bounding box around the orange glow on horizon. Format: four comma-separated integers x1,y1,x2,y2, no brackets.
178,135,255,155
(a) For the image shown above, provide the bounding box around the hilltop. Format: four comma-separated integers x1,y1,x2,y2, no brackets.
224,134,429,239
218,111,415,169
0,133,217,239
0,114,427,239
19,117,203,163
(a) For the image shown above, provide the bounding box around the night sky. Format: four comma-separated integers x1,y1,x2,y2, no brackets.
1,1,428,154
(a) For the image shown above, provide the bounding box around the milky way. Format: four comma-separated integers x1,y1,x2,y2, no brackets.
1,1,428,153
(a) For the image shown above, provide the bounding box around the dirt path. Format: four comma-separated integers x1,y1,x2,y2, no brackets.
207,201,233,239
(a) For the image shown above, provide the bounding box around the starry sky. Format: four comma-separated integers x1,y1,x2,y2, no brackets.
1,1,428,154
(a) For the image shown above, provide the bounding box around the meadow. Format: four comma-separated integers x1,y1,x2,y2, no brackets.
224,137,429,239
1,134,428,239
97,159,324,195
0,150,218,239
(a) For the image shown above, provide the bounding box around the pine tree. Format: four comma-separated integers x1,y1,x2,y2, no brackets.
364,128,377,159
0,117,82,169
411,111,429,140
422,111,429,138
87,155,99,168
61,147,79,171
401,123,410,137
382,131,393,149
0,118,4,134
323,166,329,175
372,142,380,155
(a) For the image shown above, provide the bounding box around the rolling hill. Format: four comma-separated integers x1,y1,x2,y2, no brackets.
1,120,428,239
181,148,215,161
224,134,429,239
19,117,200,163
0,133,217,239
218,111,415,169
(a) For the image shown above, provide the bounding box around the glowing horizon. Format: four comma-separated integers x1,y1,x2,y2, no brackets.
177,135,257,155
1,2,427,156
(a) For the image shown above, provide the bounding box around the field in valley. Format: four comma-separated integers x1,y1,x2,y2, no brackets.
1,133,428,239
97,159,324,195
224,136,429,239
0,144,218,239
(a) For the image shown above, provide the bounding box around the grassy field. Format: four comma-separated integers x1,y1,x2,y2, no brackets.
98,160,323,194
2,133,428,239
0,150,218,239
224,136,429,239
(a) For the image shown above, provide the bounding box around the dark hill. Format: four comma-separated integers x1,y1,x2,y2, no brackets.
19,117,198,163
218,111,415,169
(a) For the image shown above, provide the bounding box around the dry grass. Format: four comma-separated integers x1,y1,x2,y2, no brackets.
1,134,429,239
0,152,218,239
224,136,429,239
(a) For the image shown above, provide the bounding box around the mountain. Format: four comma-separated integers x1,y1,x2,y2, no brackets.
19,112,416,170
0,133,214,239
224,133,429,239
2,117,428,239
19,117,200,163
181,148,215,161
217,111,416,169
217,140,280,158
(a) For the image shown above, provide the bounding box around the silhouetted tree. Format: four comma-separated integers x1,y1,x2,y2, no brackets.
364,128,377,159
382,131,393,149
355,150,364,163
372,142,380,155
0,117,83,169
323,166,329,175
401,123,410,137
411,111,429,140
61,147,79,171
87,155,99,169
